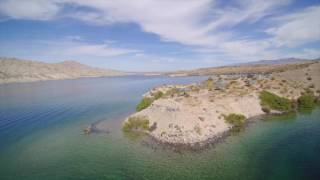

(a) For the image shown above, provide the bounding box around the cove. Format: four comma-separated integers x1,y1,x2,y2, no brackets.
0,76,319,180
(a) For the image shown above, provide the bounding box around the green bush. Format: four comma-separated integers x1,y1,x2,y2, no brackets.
122,116,149,132
224,113,246,127
164,87,179,97
297,94,316,109
152,91,163,100
203,77,214,89
259,91,292,112
136,97,153,111
136,91,164,112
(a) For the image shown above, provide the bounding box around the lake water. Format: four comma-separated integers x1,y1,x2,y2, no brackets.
0,76,319,180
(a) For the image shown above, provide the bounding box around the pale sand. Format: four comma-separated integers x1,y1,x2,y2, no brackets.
132,93,264,145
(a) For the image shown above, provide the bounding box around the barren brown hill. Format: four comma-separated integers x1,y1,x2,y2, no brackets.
167,60,319,76
0,58,126,84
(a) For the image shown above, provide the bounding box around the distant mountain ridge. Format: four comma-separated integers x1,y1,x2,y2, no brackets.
235,58,315,65
0,58,126,84
167,57,320,76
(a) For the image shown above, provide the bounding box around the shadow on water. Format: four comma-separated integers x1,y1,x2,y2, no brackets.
298,106,317,115
123,131,148,142
229,125,246,136
263,112,298,122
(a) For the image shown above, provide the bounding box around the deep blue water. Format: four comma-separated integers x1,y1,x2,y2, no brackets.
0,76,319,180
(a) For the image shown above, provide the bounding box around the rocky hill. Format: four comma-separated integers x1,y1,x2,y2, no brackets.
0,58,126,84
234,58,313,65
167,59,319,77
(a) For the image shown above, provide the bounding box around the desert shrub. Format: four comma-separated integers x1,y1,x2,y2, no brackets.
307,77,312,81
309,84,315,89
190,85,200,92
297,94,316,109
164,87,179,97
261,107,271,114
224,113,246,127
122,116,150,132
203,77,214,89
149,122,157,132
304,88,314,96
152,91,164,100
136,91,164,112
136,97,153,111
194,125,202,135
183,92,190,97
230,80,237,84
259,90,292,112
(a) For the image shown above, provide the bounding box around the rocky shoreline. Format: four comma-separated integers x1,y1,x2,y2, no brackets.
140,113,274,152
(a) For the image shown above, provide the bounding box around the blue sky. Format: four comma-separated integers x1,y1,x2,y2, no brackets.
0,0,319,71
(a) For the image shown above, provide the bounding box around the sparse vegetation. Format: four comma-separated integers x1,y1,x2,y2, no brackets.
152,91,164,100
164,87,179,97
261,107,271,114
308,84,315,89
203,77,214,90
122,116,150,132
190,85,200,93
297,94,316,109
183,92,190,97
259,90,292,112
224,113,246,127
194,125,202,135
136,97,153,111
136,91,164,112
304,88,314,96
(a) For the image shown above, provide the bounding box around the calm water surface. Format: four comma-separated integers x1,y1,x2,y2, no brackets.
0,76,319,180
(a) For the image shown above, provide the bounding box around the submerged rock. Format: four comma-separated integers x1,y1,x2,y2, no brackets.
83,125,92,134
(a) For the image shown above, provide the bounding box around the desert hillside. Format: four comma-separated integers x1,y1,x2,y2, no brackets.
0,58,126,84
167,59,319,77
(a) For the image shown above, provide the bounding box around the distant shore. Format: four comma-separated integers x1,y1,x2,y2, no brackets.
0,57,128,84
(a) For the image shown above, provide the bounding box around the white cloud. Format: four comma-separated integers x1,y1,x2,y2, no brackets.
1,37,141,59
0,0,290,46
0,0,60,20
289,48,320,59
205,0,291,31
267,5,320,47
0,0,319,64
64,44,139,57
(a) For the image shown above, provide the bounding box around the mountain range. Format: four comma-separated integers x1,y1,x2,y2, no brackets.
0,58,126,84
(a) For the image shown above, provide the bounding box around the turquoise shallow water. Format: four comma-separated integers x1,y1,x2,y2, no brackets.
0,76,319,180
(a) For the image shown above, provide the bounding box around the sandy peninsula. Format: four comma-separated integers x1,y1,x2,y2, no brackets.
123,61,320,147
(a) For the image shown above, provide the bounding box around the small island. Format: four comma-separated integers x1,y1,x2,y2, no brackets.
123,61,320,147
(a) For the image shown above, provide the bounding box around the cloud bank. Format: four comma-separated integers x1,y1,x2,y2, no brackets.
0,0,319,66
